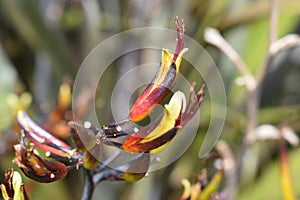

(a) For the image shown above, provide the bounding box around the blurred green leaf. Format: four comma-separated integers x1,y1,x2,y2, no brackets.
0,44,17,130
30,179,72,200
238,147,300,200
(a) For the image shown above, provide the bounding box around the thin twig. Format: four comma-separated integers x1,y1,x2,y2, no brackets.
92,169,121,184
80,151,122,199
256,34,300,92
242,0,280,170
204,1,299,199
245,0,280,143
239,0,281,186
270,34,300,56
269,0,279,45
216,140,237,200
204,26,257,199
204,27,257,91
256,0,279,85
244,89,260,143
81,169,94,200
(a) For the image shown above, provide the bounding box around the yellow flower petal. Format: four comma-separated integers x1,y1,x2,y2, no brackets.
12,171,24,200
123,91,186,153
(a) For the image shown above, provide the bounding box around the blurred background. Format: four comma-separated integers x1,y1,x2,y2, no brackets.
0,0,300,199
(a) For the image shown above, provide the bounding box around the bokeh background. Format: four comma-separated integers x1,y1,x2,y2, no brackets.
0,0,300,199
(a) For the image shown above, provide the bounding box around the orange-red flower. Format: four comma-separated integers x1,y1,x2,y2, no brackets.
123,84,205,153
129,17,188,122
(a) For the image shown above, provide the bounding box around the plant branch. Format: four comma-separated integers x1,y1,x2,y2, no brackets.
204,26,257,199
256,0,279,86
269,34,300,57
216,140,236,200
81,169,94,200
269,0,279,44
256,34,300,92
244,0,281,143
203,1,299,196
204,27,256,91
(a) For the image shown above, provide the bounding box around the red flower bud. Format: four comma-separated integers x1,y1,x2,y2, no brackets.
16,111,72,158
13,143,68,183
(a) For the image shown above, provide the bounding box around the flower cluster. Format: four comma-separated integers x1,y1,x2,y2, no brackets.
2,17,206,198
